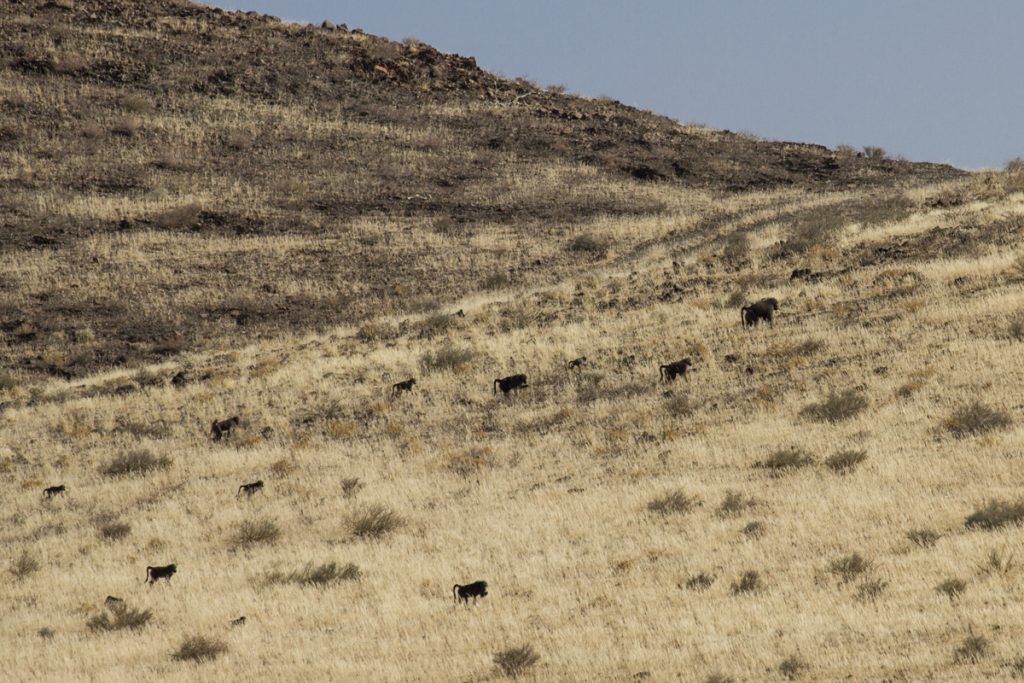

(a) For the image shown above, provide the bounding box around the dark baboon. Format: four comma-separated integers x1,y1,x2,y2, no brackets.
230,616,247,627
210,416,240,441
237,480,264,497
43,484,65,498
455,309,465,318
392,378,416,395
659,358,693,382
567,356,587,371
493,374,528,395
453,580,488,604
741,297,779,327
145,563,177,585
790,268,812,280
170,370,188,387
104,595,124,608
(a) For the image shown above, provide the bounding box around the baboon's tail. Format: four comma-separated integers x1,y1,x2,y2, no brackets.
659,365,666,381
492,379,499,395
144,567,152,584
740,306,749,326
453,584,460,604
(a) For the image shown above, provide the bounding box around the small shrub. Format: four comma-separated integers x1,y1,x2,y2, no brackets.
722,231,750,265
10,551,39,580
98,521,131,541
350,504,404,538
647,490,700,515
341,477,363,498
783,214,844,255
965,499,1024,530
420,343,476,373
100,449,171,477
855,578,887,602
685,573,715,591
724,290,747,308
119,95,154,114
152,204,201,231
954,635,989,664
1009,313,1024,341
270,458,296,477
172,635,228,663
907,528,941,548
742,521,766,539
232,518,281,548
482,271,511,290
37,627,55,639
825,449,867,474
943,402,1012,438
1009,656,1024,677
779,655,808,680
717,490,755,517
664,394,694,417
863,146,888,160
356,321,398,342
268,561,360,587
755,448,813,475
730,570,762,595
418,313,452,338
936,578,967,602
87,603,152,632
493,644,540,678
704,674,735,683
1006,157,1024,173
567,233,610,257
800,390,868,423
110,117,139,137
829,553,873,584
978,548,1015,577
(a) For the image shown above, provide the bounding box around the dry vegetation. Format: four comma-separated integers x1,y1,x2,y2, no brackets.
3,1,1024,682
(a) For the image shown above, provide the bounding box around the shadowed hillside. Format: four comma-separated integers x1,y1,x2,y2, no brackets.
0,0,960,378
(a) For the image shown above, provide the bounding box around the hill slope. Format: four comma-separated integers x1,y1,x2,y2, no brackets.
0,0,960,378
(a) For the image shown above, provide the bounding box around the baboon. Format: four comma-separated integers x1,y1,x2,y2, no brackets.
741,297,779,327
453,580,488,604
790,267,812,280
237,480,264,497
210,416,240,441
455,309,465,318
170,370,188,387
145,563,177,585
392,378,416,395
104,596,124,608
230,616,246,627
493,374,528,395
659,358,693,382
43,484,65,498
567,356,587,371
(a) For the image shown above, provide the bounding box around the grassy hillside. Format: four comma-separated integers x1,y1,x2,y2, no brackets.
4,1,1024,682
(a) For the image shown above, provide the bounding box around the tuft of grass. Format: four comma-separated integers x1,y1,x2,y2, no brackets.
704,674,735,683
755,448,814,475
493,644,540,678
730,570,763,595
350,505,404,539
87,603,153,632
1009,313,1024,341
171,635,228,663
863,146,888,160
825,449,867,474
965,499,1024,530
717,490,755,517
567,233,611,257
936,578,967,602
779,655,808,680
954,635,989,664
98,520,131,541
829,553,873,584
943,401,1012,438
664,394,694,417
10,551,40,580
684,573,715,591
977,548,1015,577
420,343,476,373
647,490,700,515
232,518,281,549
1009,656,1024,678
341,477,363,498
907,528,941,548
100,449,171,477
800,390,868,423
742,520,766,539
268,561,361,587
1006,157,1024,173
855,578,887,602
37,627,55,639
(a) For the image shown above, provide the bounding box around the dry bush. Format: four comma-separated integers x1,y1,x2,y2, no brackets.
779,655,808,680
664,394,694,417
152,204,202,231
87,603,152,632
855,578,887,602
964,499,1024,530
782,212,845,255
722,231,750,265
863,146,888,160
119,94,154,114
829,553,872,584
98,520,131,541
356,321,398,342
567,233,611,257
954,635,989,664
647,490,700,515
684,573,715,591
269,458,296,477
482,271,511,290
730,570,763,594
340,477,363,498
493,644,540,678
171,635,227,663
100,450,171,477
110,117,139,137
800,390,868,423
977,548,1016,577
10,550,39,580
907,528,941,548
420,343,476,373
717,490,755,517
1010,656,1024,677
37,627,55,640
350,504,404,538
824,449,867,474
704,674,735,683
755,448,814,475
1006,157,1024,173
742,521,766,539
1009,312,1024,341
943,402,1012,438
936,578,967,602
232,518,281,548
267,561,360,587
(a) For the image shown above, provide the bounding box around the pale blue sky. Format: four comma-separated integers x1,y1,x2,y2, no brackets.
210,1,1023,169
